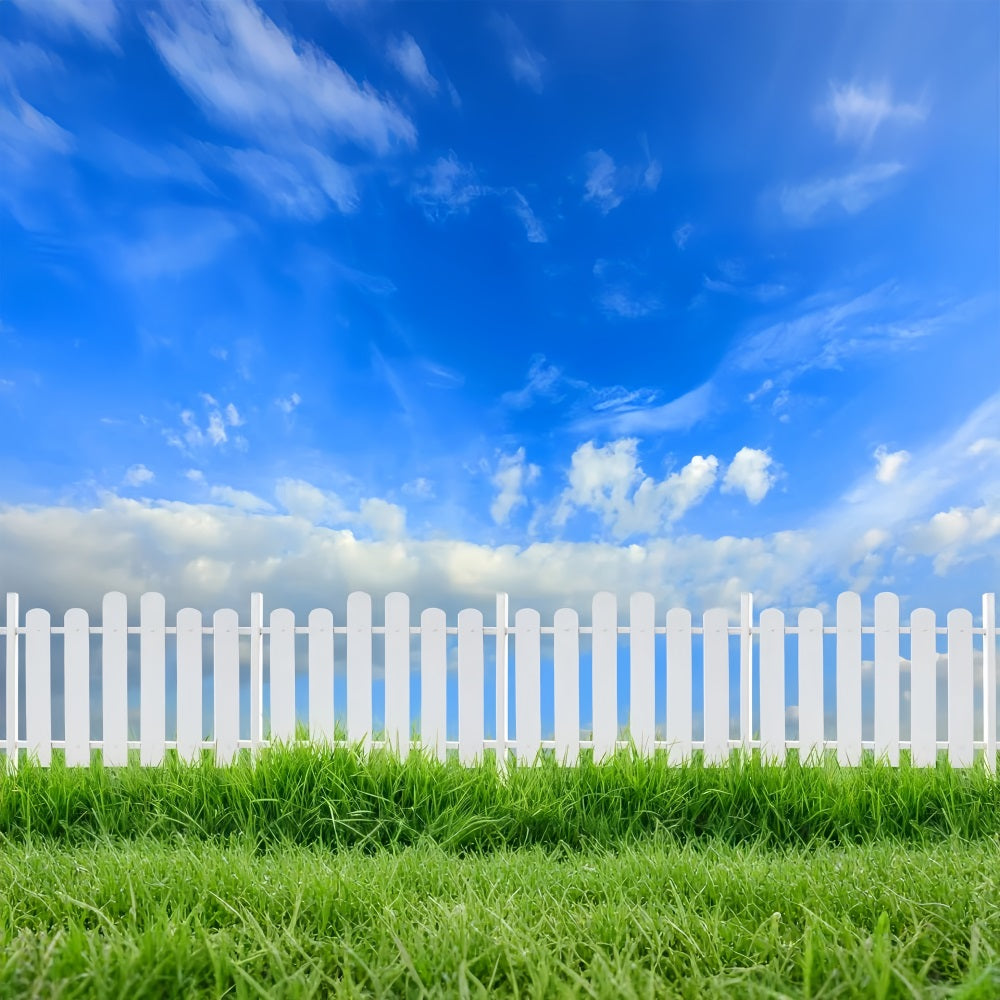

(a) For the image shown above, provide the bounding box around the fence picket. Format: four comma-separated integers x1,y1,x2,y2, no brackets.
666,608,692,762
214,609,239,766
704,608,729,764
25,609,52,768
948,608,974,767
420,607,446,762
140,593,166,767
347,592,372,753
458,608,484,766
270,608,295,747
836,592,862,765
515,608,541,766
64,608,90,767
875,592,900,766
385,593,410,761
910,608,936,766
553,608,579,766
592,592,617,764
798,608,823,762
102,592,128,767
308,608,334,750
176,608,202,765
760,608,785,763
630,592,655,757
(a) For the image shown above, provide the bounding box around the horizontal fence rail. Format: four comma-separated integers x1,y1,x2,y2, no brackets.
1,591,998,773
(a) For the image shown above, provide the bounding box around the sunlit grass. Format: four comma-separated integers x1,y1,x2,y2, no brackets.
1,723,998,997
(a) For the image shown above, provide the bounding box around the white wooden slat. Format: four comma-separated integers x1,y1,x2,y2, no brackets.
270,608,295,747
553,608,580,767
385,593,411,761
985,594,998,774
514,608,541,767
346,592,372,753
176,607,203,766
947,608,974,768
25,608,52,768
308,608,335,752
874,591,900,766
140,593,166,767
798,608,823,763
740,593,753,754
759,608,785,763
629,592,655,758
703,607,729,764
63,608,90,768
666,608,692,763
836,592,862,765
592,592,617,764
214,608,239,767
102,592,128,767
4,594,17,771
458,608,484,766
909,608,936,766
249,593,264,761
495,593,509,777
420,607,447,763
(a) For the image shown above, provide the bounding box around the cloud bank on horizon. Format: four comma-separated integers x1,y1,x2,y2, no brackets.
0,0,997,635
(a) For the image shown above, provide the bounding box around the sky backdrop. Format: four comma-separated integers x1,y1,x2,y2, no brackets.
1,0,998,750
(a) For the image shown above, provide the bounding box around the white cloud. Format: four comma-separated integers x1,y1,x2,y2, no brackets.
779,162,905,225
553,439,719,540
673,223,693,249
208,485,275,513
276,392,301,414
386,34,438,95
165,395,248,454
823,81,927,146
10,0,121,52
500,354,576,409
122,464,155,487
968,438,1000,458
412,152,484,219
359,497,407,541
905,502,1000,574
490,13,546,93
508,189,546,243
145,0,416,155
571,381,714,437
721,447,776,504
599,289,660,319
490,448,540,525
873,445,910,484
583,148,661,214
402,477,435,499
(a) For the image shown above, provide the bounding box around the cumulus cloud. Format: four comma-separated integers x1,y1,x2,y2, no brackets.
490,448,540,525
164,395,249,454
122,464,155,488
905,501,1000,574
721,447,776,504
873,445,910,484
553,439,719,540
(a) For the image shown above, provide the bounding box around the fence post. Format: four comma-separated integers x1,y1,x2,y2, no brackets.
250,592,263,765
740,591,753,757
985,593,997,774
496,592,508,781
4,594,18,774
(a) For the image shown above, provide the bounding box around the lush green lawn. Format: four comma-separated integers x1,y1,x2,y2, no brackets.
1,733,998,997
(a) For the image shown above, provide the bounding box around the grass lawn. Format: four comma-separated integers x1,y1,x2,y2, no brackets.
1,730,998,998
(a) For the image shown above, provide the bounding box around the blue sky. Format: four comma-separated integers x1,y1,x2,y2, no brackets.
0,0,998,748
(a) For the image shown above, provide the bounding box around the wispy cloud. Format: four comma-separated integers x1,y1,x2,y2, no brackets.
598,289,661,319
822,80,927,146
873,445,910,484
412,152,485,219
490,447,540,525
583,148,660,214
145,0,416,155
10,0,122,53
490,13,546,93
779,162,905,225
386,33,438,95
672,223,693,249
508,189,547,243
570,381,715,437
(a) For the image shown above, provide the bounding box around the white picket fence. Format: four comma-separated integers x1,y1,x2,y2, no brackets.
1,591,998,773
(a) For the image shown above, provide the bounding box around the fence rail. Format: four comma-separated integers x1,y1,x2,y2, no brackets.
2,590,998,773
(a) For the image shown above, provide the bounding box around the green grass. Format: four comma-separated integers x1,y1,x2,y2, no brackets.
1,725,998,997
